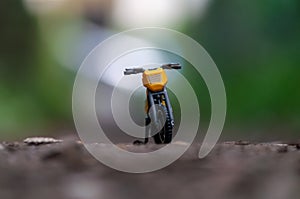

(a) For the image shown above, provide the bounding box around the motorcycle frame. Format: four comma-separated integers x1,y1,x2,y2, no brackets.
146,87,174,127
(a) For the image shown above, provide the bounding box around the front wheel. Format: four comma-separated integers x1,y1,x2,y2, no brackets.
153,106,173,144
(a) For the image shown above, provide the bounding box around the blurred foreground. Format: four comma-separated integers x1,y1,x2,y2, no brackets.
0,140,299,199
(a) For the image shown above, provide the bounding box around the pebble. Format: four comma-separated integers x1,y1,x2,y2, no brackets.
173,141,189,146
273,143,288,153
234,140,250,145
23,137,63,145
0,144,4,150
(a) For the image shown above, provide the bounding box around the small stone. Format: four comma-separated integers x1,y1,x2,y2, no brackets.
173,141,189,146
24,137,62,145
76,140,82,144
235,140,250,145
274,144,288,153
273,143,288,147
4,142,20,152
0,144,4,150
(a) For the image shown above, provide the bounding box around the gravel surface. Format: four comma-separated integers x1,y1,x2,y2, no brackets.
0,140,299,199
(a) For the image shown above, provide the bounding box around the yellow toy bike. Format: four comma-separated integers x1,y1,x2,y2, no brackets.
124,63,181,144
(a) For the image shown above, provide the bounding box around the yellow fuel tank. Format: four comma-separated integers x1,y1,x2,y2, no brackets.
142,68,168,92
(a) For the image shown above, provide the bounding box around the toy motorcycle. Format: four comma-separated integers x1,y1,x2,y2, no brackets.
124,63,181,144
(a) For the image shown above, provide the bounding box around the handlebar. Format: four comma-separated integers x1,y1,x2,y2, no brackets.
124,63,182,75
161,63,182,70
124,68,145,75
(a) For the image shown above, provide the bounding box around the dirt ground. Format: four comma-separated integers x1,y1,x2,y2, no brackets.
0,139,299,199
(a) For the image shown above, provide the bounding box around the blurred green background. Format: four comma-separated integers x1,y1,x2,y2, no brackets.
0,0,299,140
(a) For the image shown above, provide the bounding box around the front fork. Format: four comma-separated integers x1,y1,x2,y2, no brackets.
143,88,174,144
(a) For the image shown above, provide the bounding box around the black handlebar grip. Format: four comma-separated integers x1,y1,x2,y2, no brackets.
171,65,182,69
161,63,182,70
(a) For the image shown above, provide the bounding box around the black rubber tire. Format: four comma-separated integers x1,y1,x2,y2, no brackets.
153,106,173,144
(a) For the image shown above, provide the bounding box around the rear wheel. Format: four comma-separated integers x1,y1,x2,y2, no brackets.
153,106,173,144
